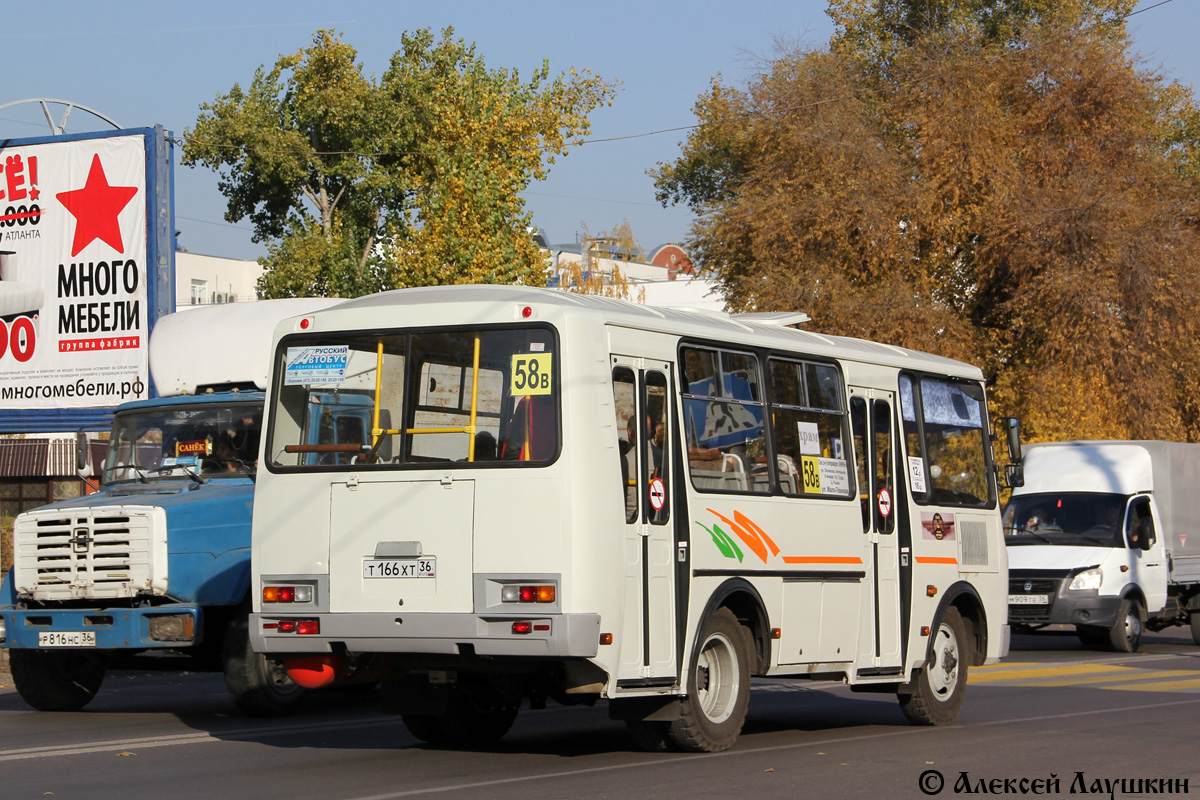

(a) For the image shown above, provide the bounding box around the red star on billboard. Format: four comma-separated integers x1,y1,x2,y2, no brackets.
56,153,139,257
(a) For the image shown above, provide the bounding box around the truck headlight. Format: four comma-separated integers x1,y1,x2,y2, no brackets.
1068,568,1102,592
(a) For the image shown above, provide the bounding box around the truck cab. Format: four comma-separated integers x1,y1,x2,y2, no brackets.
0,298,348,714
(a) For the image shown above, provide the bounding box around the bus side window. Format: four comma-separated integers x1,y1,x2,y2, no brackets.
612,367,638,522
851,397,870,532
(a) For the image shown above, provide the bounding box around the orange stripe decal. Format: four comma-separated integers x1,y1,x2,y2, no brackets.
782,556,864,564
915,556,959,565
706,508,768,563
736,511,781,557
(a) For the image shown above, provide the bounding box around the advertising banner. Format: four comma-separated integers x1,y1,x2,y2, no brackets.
0,132,158,411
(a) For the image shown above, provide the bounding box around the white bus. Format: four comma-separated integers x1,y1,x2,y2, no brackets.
251,285,1018,752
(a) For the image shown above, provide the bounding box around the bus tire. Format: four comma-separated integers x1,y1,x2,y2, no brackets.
1191,611,1200,646
625,720,672,752
426,686,519,746
1107,598,1142,653
668,607,751,753
899,606,968,726
222,612,306,717
9,649,105,712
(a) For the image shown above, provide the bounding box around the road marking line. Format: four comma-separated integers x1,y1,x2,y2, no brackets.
1011,669,1199,687
969,664,1130,682
1104,677,1200,692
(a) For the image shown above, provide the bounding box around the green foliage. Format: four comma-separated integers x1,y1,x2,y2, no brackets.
655,1,1200,443
184,28,616,297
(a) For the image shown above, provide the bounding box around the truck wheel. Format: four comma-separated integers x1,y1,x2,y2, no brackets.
222,612,306,717
899,606,968,726
1190,612,1200,647
1108,599,1143,653
10,649,105,711
668,607,751,752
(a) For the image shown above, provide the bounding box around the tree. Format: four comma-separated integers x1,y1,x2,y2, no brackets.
654,2,1200,442
184,28,615,298
553,220,646,301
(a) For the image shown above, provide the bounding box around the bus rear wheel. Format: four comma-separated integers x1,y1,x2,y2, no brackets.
899,606,968,726
668,607,751,753
1191,611,1200,646
402,684,519,747
222,611,307,717
10,649,105,712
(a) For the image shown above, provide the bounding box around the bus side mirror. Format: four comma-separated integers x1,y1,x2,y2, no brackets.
1004,463,1024,489
1001,417,1022,464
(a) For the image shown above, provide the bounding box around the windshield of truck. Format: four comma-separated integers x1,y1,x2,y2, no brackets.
103,402,263,484
1003,493,1127,547
266,325,559,470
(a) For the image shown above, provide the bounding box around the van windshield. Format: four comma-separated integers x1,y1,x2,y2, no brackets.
1002,493,1126,547
103,403,262,485
266,325,559,470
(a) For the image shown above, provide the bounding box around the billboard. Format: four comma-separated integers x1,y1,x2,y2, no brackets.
0,127,173,432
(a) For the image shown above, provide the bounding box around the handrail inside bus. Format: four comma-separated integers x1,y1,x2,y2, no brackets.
366,335,483,463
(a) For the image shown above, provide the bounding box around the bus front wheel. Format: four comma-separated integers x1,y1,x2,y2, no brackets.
899,606,968,726
668,607,751,752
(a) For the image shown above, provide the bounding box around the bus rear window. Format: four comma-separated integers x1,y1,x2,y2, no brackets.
266,326,559,470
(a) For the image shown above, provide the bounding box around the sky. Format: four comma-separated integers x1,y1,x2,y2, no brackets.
0,0,1195,262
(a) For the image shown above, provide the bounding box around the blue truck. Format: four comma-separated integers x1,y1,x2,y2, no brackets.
0,298,364,714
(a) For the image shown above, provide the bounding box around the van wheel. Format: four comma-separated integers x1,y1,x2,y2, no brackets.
10,649,105,711
222,612,306,717
1108,599,1142,653
899,607,968,726
1189,611,1200,646
668,607,751,753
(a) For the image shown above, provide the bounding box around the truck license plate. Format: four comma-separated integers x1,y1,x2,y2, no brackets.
363,557,436,579
1008,594,1049,605
38,631,97,647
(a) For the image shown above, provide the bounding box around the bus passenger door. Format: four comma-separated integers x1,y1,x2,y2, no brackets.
611,357,677,683
850,388,903,672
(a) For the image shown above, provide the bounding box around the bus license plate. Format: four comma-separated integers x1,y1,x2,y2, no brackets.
1008,594,1048,605
38,631,97,647
363,558,436,579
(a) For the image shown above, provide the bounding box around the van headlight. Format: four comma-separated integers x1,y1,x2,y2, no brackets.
1068,568,1103,592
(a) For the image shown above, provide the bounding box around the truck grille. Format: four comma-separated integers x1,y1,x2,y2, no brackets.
13,507,167,601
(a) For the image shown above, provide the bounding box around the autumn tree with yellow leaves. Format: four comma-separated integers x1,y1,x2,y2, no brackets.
184,28,615,298
654,0,1200,443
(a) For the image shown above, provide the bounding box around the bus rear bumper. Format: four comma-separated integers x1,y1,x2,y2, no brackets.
251,611,602,659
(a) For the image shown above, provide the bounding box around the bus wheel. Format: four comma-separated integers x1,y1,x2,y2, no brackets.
413,686,518,746
1108,599,1143,653
10,649,105,711
222,612,307,717
625,720,672,752
669,607,751,752
1191,612,1200,646
899,606,968,726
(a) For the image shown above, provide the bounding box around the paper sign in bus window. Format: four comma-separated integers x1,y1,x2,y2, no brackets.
511,353,552,396
908,456,927,494
285,345,349,386
796,421,820,456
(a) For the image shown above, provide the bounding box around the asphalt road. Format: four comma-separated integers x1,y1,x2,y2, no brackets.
2,628,1198,800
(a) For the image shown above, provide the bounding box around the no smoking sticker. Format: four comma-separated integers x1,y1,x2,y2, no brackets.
649,478,666,510
878,488,892,518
